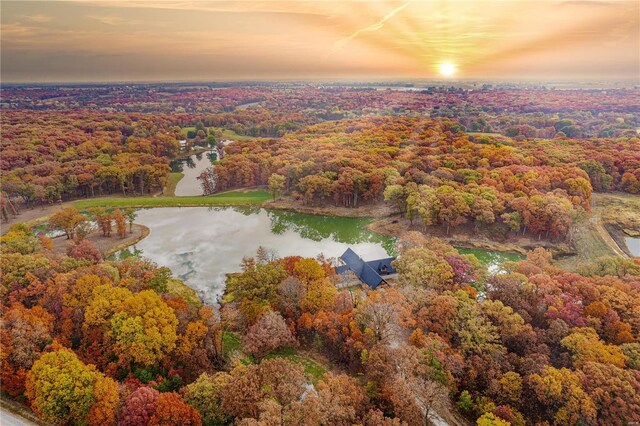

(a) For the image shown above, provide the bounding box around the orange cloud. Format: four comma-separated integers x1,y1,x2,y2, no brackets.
1,0,637,82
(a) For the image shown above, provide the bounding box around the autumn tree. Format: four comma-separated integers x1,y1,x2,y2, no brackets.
311,373,368,425
221,358,307,420
49,207,88,240
91,208,113,237
394,247,454,291
67,239,102,264
527,366,597,425
0,223,41,254
0,304,53,396
560,327,627,368
182,372,232,426
579,361,640,424
119,387,159,426
110,290,179,367
224,257,288,324
242,311,297,359
268,173,286,201
26,348,119,426
113,208,127,238
149,392,202,426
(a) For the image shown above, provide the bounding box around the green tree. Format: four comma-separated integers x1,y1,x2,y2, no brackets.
268,173,286,201
394,247,454,291
183,372,231,426
26,348,119,426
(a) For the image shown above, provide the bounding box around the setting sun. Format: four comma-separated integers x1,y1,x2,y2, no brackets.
438,62,457,77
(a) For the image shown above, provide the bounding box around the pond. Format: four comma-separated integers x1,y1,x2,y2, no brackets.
626,237,640,257
457,247,523,273
115,207,523,304
170,151,217,196
116,207,395,304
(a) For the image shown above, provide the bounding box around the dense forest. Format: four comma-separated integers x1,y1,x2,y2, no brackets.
1,225,639,425
1,84,639,425
211,116,639,239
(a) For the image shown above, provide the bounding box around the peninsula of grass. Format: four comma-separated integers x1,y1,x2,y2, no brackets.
73,189,271,209
163,172,184,196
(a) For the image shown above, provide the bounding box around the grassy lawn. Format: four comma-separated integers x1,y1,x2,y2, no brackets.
555,221,616,271
167,278,202,307
73,190,270,209
222,332,242,355
163,172,184,196
555,193,640,271
180,126,196,137
265,347,327,383
222,332,327,382
212,126,256,141
181,125,255,141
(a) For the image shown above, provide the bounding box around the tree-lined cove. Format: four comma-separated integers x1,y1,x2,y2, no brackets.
170,151,217,197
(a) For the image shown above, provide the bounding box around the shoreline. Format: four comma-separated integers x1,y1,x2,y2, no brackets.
5,192,637,266
262,198,393,218
103,224,151,258
366,217,567,257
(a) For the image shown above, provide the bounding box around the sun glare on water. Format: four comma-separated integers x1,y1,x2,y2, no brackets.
438,62,457,77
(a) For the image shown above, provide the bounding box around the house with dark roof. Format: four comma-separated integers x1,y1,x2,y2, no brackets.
335,248,397,289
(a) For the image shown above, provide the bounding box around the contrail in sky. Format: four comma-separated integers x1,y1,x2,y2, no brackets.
328,2,411,57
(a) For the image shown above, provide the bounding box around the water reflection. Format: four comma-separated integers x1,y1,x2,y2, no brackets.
169,151,216,196
626,237,640,257
456,247,523,273
115,207,522,304
116,207,395,304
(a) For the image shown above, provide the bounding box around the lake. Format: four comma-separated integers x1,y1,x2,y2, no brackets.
626,237,640,257
116,207,522,304
117,207,394,304
457,247,523,273
170,151,217,196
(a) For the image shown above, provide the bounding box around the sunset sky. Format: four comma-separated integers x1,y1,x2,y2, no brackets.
2,0,639,82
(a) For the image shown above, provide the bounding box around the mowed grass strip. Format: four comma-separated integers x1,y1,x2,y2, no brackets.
163,172,184,196
74,189,270,209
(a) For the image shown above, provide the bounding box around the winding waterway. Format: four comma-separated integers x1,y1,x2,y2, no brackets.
170,151,216,196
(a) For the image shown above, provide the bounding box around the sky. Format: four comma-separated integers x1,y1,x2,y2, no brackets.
1,0,639,83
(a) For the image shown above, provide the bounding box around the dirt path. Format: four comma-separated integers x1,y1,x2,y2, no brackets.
589,206,628,258
1,201,78,235
49,224,149,258
0,399,46,426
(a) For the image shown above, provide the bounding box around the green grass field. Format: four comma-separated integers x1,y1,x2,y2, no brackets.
264,347,327,383
222,332,327,382
181,126,255,141
163,172,184,196
180,126,196,136
73,190,270,209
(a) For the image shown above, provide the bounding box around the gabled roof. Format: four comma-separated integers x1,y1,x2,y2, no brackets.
337,248,396,289
340,248,365,275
